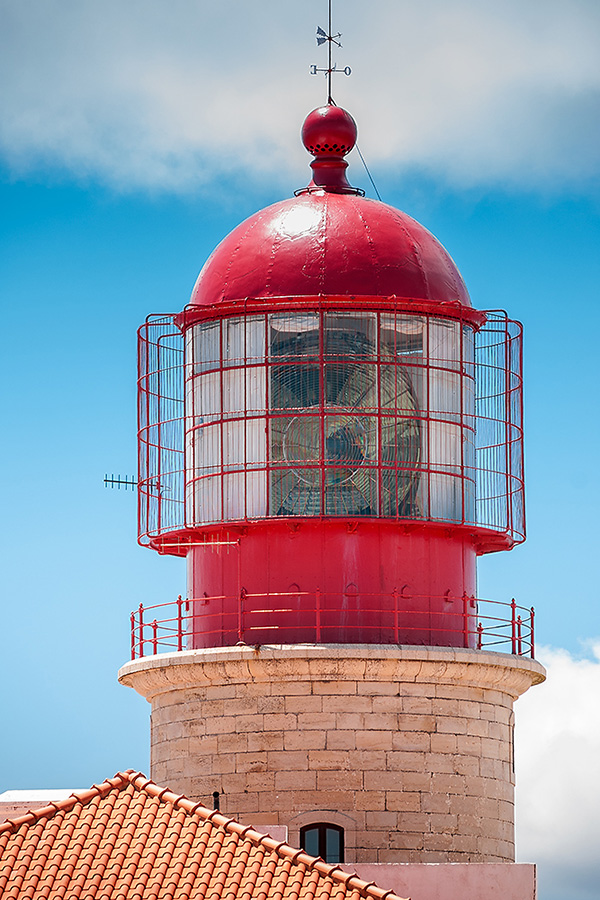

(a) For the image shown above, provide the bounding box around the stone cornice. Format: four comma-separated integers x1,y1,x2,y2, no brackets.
118,645,545,702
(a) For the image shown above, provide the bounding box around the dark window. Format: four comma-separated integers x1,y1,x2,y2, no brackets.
300,823,344,863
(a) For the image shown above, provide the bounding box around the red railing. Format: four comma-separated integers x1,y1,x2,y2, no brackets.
129,592,535,660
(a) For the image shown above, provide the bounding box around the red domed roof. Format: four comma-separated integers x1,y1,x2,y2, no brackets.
190,193,471,308
189,105,471,310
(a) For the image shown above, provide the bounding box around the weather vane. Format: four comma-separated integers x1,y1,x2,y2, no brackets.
310,0,351,104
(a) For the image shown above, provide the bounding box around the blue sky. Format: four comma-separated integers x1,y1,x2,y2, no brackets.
1,2,599,899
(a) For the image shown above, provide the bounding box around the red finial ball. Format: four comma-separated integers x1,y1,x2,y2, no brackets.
302,105,357,157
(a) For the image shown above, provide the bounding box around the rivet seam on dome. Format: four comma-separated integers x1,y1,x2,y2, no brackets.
319,195,328,288
222,209,267,304
353,200,381,297
439,246,465,305
389,206,431,300
265,204,294,296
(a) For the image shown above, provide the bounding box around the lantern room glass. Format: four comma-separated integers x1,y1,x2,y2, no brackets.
184,311,476,527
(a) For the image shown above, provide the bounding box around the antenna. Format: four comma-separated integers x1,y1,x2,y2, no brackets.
104,474,164,494
310,0,350,103
104,474,137,490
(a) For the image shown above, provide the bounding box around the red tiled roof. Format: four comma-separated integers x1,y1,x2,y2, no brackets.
0,771,408,900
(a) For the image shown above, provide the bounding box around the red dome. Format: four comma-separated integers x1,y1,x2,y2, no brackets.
190,105,471,311
190,191,471,309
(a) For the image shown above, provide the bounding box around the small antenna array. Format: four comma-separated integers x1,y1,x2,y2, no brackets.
104,474,137,490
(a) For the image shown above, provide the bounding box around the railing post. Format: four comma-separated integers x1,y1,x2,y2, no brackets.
177,594,183,652
517,615,523,655
477,622,483,650
152,619,158,655
511,598,517,654
238,588,246,643
462,592,469,649
530,607,535,658
130,612,136,660
138,603,144,658
315,588,321,643
393,588,399,644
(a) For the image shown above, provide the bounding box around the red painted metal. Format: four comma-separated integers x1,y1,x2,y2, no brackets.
176,594,183,652
185,521,477,648
188,194,472,313
300,106,359,194
302,105,357,156
135,105,530,655
128,594,536,660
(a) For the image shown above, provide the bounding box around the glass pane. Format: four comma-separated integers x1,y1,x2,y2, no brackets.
380,314,425,357
381,416,421,517
429,369,461,421
223,420,245,471
272,469,322,516
224,472,245,519
246,317,266,363
246,471,266,517
193,371,221,421
223,316,266,367
269,313,319,362
325,827,342,863
325,414,369,472
194,423,221,475
302,827,319,858
246,418,267,468
429,421,461,473
223,368,245,415
282,415,321,472
326,468,377,516
246,367,266,415
429,318,460,369
223,317,245,367
194,475,221,523
326,362,377,409
271,360,320,410
194,321,220,373
429,472,462,523
325,312,376,359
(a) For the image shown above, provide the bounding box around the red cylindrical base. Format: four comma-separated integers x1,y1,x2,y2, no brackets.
186,521,477,649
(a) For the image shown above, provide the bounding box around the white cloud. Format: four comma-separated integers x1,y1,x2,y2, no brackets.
1,0,599,191
515,642,600,900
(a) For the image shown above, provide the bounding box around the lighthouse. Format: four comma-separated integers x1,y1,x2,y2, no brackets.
120,104,545,865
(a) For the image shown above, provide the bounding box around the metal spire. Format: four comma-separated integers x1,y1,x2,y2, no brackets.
310,0,351,103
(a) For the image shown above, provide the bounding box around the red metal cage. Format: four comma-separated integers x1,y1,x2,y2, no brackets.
138,306,524,554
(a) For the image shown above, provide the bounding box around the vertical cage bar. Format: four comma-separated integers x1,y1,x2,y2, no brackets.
130,612,136,660
138,604,144,658
177,594,183,652
315,588,321,642
462,592,469,649
511,598,517,654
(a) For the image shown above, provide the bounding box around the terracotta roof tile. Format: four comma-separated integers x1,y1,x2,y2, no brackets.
0,772,408,900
